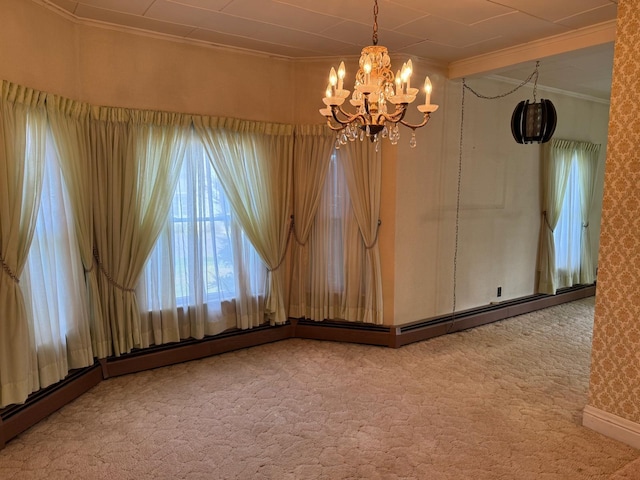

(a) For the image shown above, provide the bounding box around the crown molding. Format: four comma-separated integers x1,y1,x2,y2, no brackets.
486,74,610,105
448,20,617,80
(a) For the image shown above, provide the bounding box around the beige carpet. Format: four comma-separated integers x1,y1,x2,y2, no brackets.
0,297,638,480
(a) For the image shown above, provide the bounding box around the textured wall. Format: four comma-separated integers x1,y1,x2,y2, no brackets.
589,0,640,422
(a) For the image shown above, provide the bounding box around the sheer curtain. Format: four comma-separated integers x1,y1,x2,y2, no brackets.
0,81,46,407
90,108,190,356
576,143,601,285
336,140,383,324
137,135,267,346
21,129,93,388
537,139,574,295
193,117,294,325
46,95,103,360
288,125,334,318
554,159,582,288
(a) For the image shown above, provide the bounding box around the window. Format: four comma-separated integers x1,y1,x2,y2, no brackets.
170,141,237,306
554,154,582,288
139,136,266,341
317,152,346,293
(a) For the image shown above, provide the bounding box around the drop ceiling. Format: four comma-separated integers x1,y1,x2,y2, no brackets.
41,0,618,100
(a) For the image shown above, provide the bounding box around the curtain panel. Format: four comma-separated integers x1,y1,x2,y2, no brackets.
288,125,335,318
45,95,100,363
538,140,574,294
537,139,600,294
336,140,383,324
0,81,46,407
576,142,601,285
193,116,294,325
90,107,191,356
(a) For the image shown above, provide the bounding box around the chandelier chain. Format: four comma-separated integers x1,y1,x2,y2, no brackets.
463,61,540,100
372,0,379,45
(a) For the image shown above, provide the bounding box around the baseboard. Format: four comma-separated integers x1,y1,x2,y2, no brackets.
104,323,294,378
394,284,596,347
583,405,640,449
292,318,393,347
0,364,103,448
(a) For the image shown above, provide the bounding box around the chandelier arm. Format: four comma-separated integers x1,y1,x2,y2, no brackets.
330,106,367,126
380,105,408,123
399,114,432,130
325,119,348,132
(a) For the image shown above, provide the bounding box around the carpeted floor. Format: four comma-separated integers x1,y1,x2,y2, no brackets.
0,297,638,479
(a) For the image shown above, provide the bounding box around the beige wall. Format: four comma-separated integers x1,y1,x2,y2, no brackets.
392,76,609,323
2,0,610,328
588,0,640,424
0,0,295,122
0,0,79,98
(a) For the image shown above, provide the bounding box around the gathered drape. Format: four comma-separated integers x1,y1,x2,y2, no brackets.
336,140,383,324
0,81,46,407
538,139,579,294
20,140,93,388
137,137,267,344
193,117,294,325
288,125,334,318
576,142,601,285
45,95,101,362
90,107,190,356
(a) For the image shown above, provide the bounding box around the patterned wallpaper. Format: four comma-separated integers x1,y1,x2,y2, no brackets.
588,0,640,422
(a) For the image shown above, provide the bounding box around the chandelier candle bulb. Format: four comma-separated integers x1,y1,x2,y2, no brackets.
338,61,345,91
395,71,402,95
364,57,372,85
424,77,432,106
406,60,412,90
329,67,337,93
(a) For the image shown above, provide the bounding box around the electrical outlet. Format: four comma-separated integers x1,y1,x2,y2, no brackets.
497,286,502,297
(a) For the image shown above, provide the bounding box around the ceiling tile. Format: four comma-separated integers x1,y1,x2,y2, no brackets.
145,0,262,34
166,0,233,10
390,0,516,26
273,0,428,30
470,11,570,46
77,0,156,16
188,28,321,57
556,4,618,28
488,0,613,23
220,0,342,34
47,0,79,13
320,20,422,51
399,15,501,48
400,41,468,62
75,4,195,37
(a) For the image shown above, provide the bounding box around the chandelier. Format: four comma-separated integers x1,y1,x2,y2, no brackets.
319,0,438,150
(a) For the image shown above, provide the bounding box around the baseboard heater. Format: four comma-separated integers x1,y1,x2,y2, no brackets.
0,364,102,449
393,284,596,347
